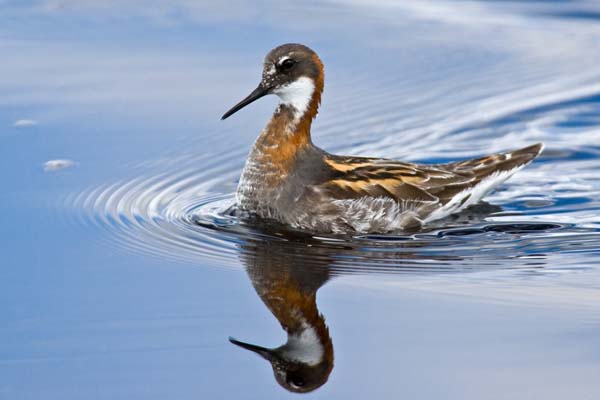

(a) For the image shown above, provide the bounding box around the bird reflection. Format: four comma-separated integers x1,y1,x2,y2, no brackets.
227,202,506,393
229,235,335,393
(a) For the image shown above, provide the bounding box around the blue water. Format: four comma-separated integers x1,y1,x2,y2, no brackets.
2,1,600,399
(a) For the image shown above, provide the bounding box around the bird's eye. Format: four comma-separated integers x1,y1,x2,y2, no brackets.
288,376,305,388
280,58,296,71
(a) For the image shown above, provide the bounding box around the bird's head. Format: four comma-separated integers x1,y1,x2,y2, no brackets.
229,331,333,393
222,43,324,120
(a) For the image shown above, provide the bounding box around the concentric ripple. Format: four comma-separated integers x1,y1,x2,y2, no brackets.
71,142,600,276
72,92,600,276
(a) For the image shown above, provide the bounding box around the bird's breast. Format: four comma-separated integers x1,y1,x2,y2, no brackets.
236,144,293,215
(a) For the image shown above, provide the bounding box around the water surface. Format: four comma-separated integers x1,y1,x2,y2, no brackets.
1,1,600,399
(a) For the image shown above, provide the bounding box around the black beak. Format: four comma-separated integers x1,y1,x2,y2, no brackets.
229,336,274,361
221,83,269,120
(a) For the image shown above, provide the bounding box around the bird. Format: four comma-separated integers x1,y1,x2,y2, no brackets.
221,43,544,234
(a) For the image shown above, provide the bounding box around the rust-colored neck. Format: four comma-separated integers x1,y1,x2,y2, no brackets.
251,56,324,175
251,268,333,367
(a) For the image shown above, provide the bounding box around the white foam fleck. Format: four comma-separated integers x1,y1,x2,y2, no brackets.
13,119,37,127
43,159,77,172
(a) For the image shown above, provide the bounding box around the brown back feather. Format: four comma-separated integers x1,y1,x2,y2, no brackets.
320,143,543,205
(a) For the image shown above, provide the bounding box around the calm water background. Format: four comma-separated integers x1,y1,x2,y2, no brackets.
2,1,600,399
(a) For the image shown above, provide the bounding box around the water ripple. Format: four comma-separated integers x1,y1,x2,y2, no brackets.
71,145,600,277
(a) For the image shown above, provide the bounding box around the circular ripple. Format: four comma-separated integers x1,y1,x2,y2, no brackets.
70,85,600,276
72,151,245,268
70,146,600,277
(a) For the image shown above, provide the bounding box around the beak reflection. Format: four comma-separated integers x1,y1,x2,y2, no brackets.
229,337,274,361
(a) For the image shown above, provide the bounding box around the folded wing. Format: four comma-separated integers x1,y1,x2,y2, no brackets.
318,143,544,208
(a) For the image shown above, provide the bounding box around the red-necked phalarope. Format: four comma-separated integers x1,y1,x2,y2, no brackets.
221,43,544,234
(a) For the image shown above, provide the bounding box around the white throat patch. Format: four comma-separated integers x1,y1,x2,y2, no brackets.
273,77,315,118
280,324,324,366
